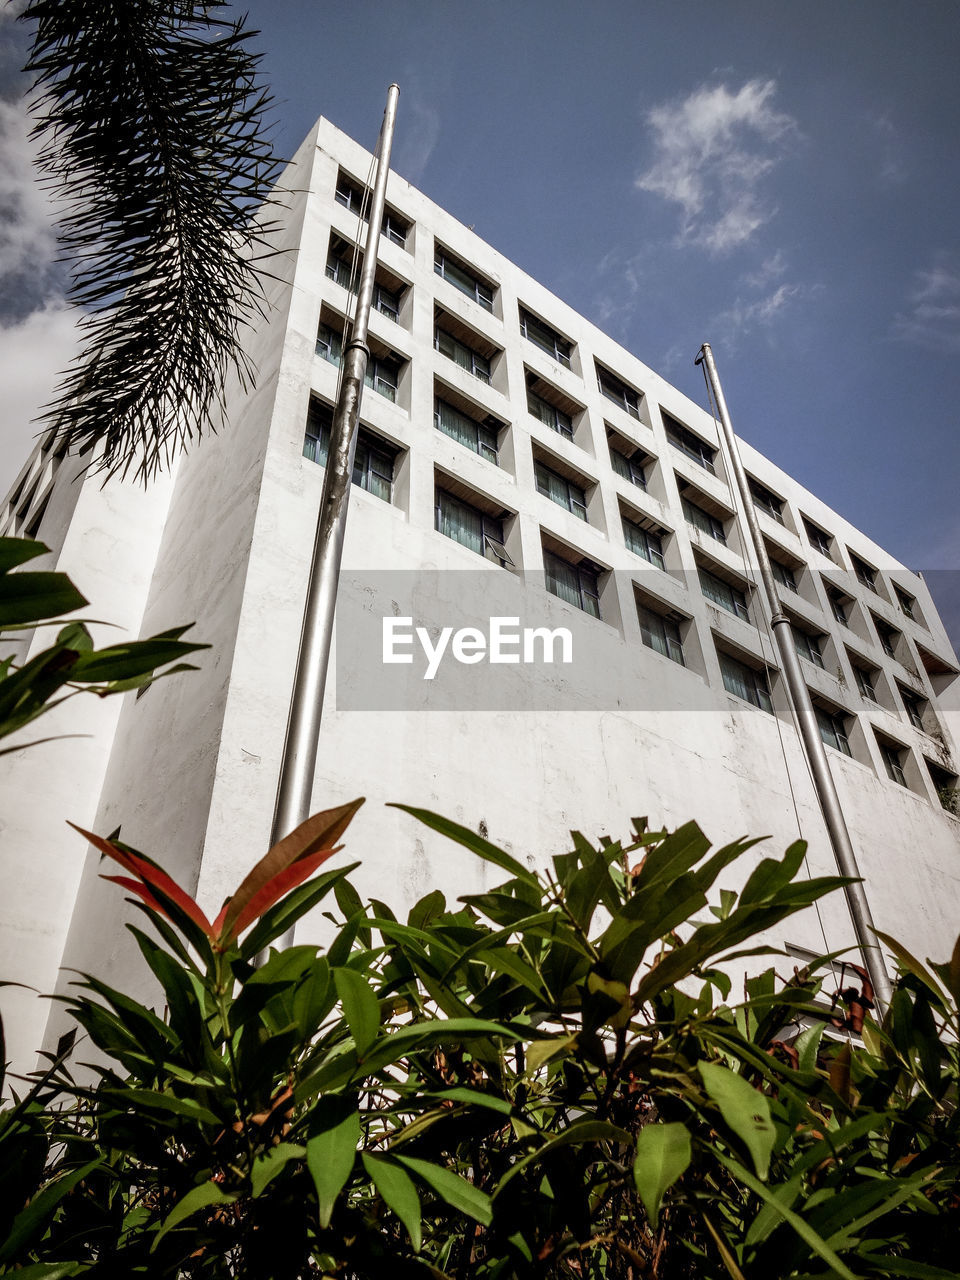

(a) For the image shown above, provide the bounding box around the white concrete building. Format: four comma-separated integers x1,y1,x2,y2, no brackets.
2,117,959,1070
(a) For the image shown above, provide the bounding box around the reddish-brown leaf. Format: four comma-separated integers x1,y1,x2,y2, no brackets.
101,875,167,917
217,798,363,943
70,821,215,937
225,845,342,942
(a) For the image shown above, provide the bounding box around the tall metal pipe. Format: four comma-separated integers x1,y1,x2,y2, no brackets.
265,85,400,949
696,342,893,1013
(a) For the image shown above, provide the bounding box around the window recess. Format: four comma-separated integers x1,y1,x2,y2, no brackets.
596,362,642,420
607,427,650,489
519,306,573,367
525,369,581,443
542,531,603,619
434,243,495,312
434,384,504,465
435,477,514,567
663,412,717,474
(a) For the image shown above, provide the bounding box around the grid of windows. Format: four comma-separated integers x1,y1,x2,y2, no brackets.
638,604,684,665
793,626,825,669
436,489,512,565
520,308,572,367
664,416,716,474
623,518,665,569
719,651,773,713
544,552,600,618
434,247,494,311
699,566,749,621
527,389,573,440
682,496,726,543
817,706,851,756
535,462,588,521
597,366,641,419
306,201,956,752
435,327,490,383
435,398,499,464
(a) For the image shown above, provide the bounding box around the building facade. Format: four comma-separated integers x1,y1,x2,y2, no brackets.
2,117,959,1070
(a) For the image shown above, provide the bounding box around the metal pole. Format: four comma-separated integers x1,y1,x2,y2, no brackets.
696,342,893,1013
265,85,400,950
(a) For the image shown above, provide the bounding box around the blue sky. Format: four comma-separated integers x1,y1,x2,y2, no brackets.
1,1,958,644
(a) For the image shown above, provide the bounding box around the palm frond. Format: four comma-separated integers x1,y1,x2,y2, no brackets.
21,0,281,481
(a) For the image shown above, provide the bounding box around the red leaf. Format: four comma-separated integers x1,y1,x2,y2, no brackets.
218,798,363,943
70,821,214,937
101,875,168,918
224,845,341,943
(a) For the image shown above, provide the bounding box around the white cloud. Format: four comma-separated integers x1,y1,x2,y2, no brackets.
894,255,960,352
394,93,440,185
0,94,61,288
636,78,796,254
709,282,807,348
0,301,81,495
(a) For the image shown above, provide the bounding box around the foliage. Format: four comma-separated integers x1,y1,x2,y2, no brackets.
0,536,207,751
1,802,958,1277
20,0,279,481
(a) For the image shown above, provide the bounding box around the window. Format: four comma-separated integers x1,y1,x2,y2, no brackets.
793,626,825,669
851,552,879,593
325,252,355,291
364,354,401,403
623,517,665,569
719,651,773,713
303,403,397,504
682,496,726,544
880,742,907,787
435,398,499,464
853,664,879,704
873,616,900,659
535,461,588,521
826,585,850,626
927,760,959,815
749,478,785,525
527,389,573,440
316,323,342,366
352,431,397,501
436,489,513,565
817,706,852,756
664,414,716,474
304,400,331,465
519,307,571,367
374,282,401,322
638,604,684,665
434,246,494,311
699,566,749,621
770,558,797,593
435,327,490,383
544,551,600,618
895,586,917,621
596,365,641,419
609,439,647,489
803,518,832,558
900,687,926,731
335,171,409,246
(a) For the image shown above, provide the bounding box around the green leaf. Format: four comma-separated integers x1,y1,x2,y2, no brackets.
307,1103,360,1228
525,1034,578,1077
333,966,381,1058
390,804,538,886
0,1159,100,1263
874,929,949,1003
632,1122,691,1228
151,1180,237,1251
0,537,48,573
713,1150,858,1280
857,1254,960,1278
250,1142,305,1198
396,1155,493,1226
0,570,87,628
362,1154,421,1252
698,1061,775,1180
